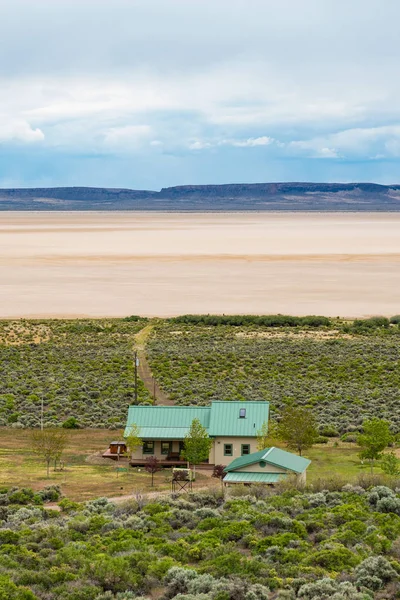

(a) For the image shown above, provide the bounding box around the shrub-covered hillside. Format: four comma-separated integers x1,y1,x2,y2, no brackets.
2,315,400,433
147,320,400,434
0,319,151,429
1,483,400,599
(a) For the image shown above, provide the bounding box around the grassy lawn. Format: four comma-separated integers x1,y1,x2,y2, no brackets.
306,441,371,482
0,428,215,501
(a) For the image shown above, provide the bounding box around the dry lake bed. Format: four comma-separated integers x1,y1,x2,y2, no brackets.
0,211,399,318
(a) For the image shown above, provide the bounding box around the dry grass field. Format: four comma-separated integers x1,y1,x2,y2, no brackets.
0,428,218,501
0,428,387,501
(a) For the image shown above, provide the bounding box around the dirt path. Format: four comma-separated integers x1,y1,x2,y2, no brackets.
134,324,174,406
107,484,212,504
45,480,217,511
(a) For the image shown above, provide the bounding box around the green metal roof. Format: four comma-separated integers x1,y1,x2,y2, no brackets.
124,406,210,439
224,472,284,484
132,427,192,439
225,447,311,474
208,401,269,436
124,401,270,439
224,448,269,472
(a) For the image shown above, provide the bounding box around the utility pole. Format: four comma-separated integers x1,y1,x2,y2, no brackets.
41,394,44,431
153,377,156,404
134,351,139,403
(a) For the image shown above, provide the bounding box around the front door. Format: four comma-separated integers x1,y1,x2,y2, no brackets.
179,441,185,457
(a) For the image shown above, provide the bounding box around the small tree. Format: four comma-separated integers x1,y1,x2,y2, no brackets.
277,407,318,456
31,428,68,477
358,418,392,473
144,456,160,486
212,464,226,488
256,421,269,451
182,418,212,479
256,420,279,451
381,452,400,476
125,424,142,461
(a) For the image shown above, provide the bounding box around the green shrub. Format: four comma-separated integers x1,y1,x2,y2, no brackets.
315,436,329,444
0,575,38,600
307,546,360,571
318,425,339,437
297,578,370,599
62,416,80,429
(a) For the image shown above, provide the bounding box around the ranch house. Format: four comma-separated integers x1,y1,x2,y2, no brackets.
124,401,269,467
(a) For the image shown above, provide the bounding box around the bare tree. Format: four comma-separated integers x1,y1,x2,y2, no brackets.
31,428,68,477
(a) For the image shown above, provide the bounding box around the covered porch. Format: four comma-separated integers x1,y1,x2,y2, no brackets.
129,438,211,467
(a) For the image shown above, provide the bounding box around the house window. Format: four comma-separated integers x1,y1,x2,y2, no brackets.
224,444,233,456
239,408,246,418
161,442,171,455
143,441,154,454
241,444,250,455
179,441,185,455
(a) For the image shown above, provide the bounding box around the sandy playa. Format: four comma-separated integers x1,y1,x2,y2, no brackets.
0,211,399,318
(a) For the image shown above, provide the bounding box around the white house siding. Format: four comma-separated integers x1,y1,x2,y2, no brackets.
130,436,257,465
213,436,257,465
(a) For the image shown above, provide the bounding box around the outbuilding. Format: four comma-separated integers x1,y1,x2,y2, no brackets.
223,446,311,486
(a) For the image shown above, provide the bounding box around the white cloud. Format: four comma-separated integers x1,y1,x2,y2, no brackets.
223,136,274,147
1,0,400,183
189,136,273,151
0,118,44,143
288,125,400,159
189,140,212,150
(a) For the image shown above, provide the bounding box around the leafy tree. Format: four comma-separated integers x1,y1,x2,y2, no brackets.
182,418,212,478
277,407,318,456
381,452,399,476
125,423,142,460
212,464,226,488
256,420,279,451
358,418,392,473
144,456,160,486
256,421,269,451
31,428,68,477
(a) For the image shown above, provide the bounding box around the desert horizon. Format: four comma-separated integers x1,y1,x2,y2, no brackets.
0,211,399,319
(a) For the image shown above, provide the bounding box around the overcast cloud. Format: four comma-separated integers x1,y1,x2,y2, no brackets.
1,0,399,188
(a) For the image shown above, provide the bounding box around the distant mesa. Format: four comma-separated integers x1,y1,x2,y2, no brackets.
1,182,400,211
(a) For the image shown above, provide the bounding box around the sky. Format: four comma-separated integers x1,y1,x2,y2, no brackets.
1,0,400,189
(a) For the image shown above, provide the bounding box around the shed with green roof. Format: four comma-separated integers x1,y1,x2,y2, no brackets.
223,447,311,486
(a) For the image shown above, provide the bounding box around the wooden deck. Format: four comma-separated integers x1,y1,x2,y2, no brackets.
130,458,214,469
102,450,128,460
102,452,213,469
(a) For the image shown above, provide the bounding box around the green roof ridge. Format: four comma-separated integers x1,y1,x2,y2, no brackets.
225,446,311,474
224,448,267,472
